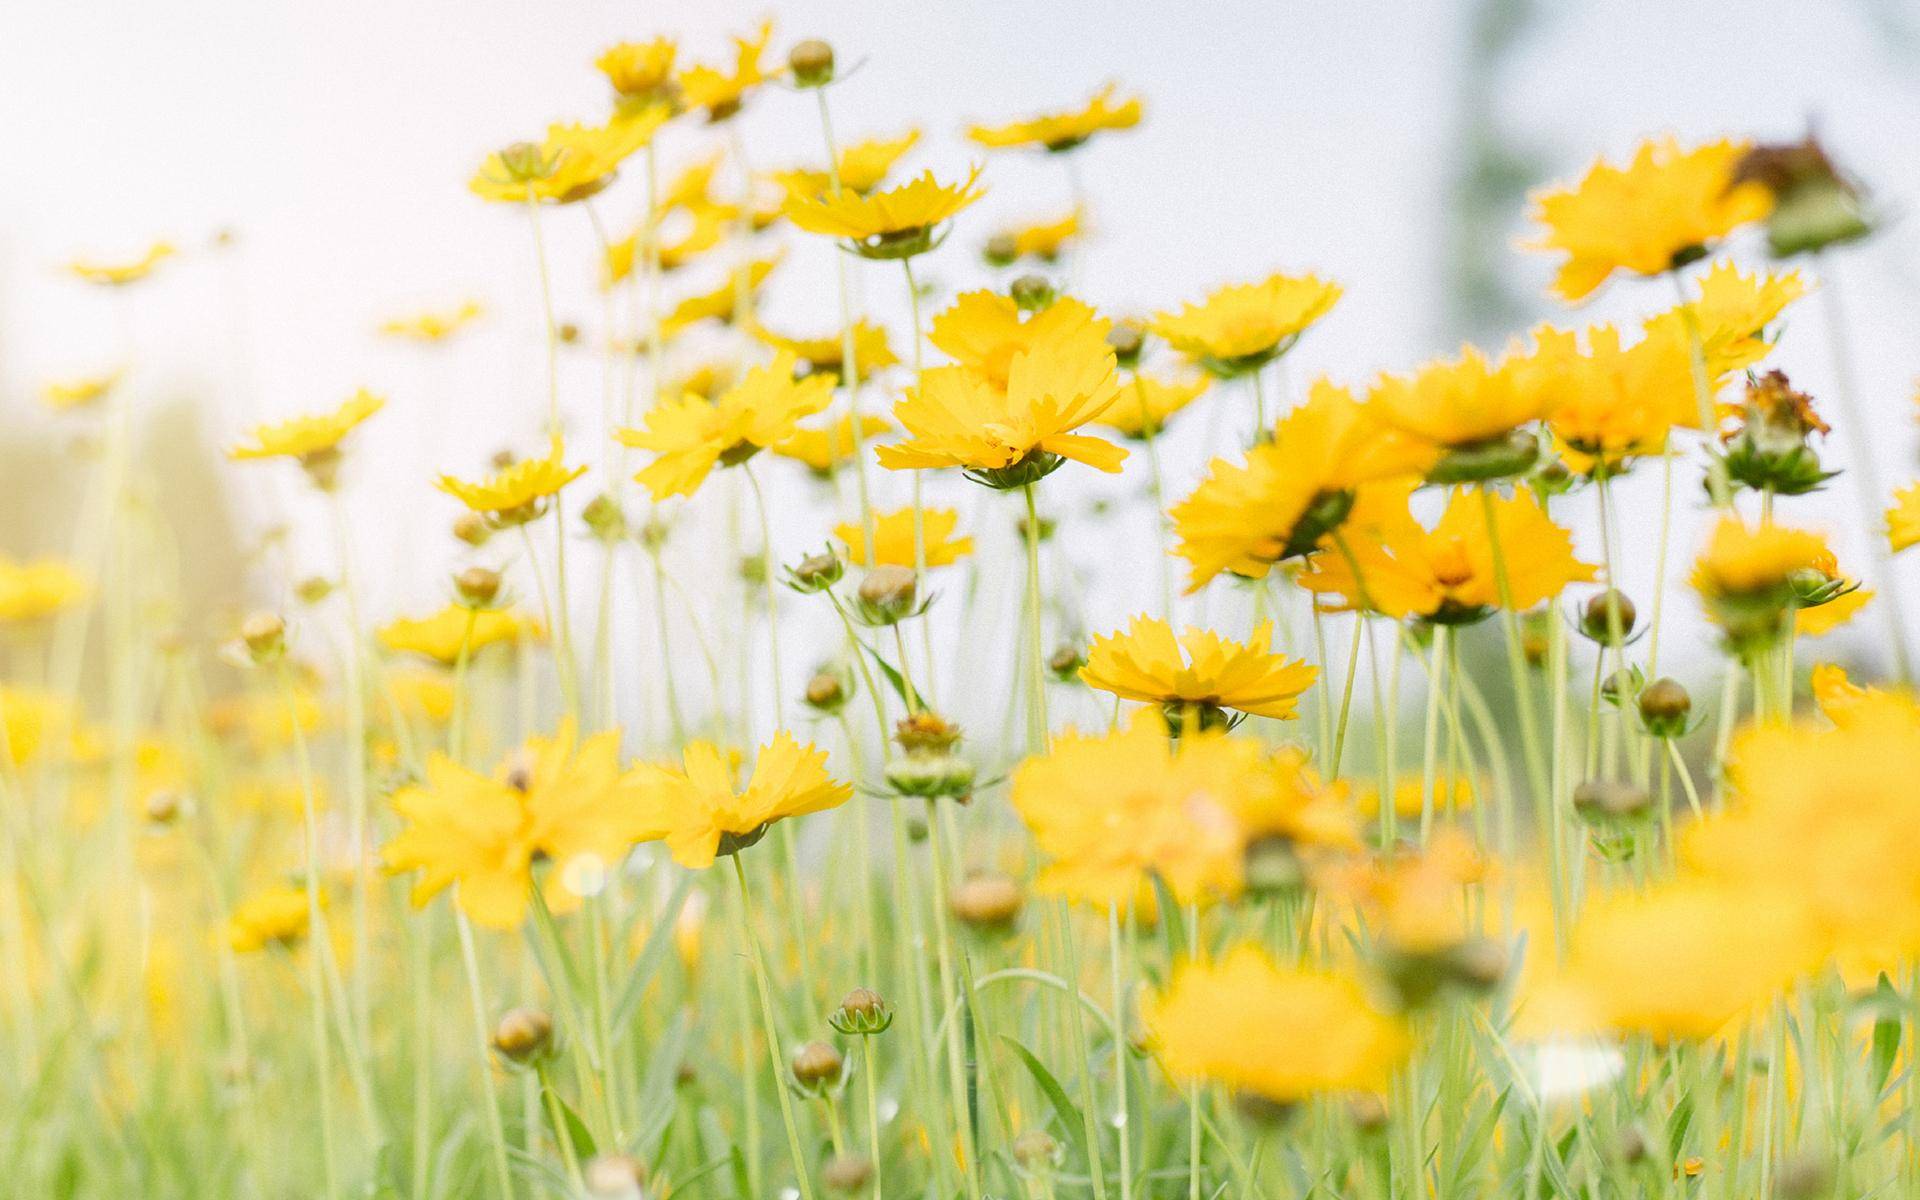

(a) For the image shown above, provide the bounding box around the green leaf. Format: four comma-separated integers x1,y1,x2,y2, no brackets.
1001,1034,1090,1171
1870,972,1904,1093
1148,870,1187,965
854,635,918,710
540,1084,598,1161
609,873,698,1033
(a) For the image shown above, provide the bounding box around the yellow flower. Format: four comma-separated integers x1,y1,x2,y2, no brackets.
990,210,1082,264
616,351,836,500
385,668,456,725
1796,580,1869,638
385,723,652,928
929,292,1110,389
752,319,900,381
228,389,385,479
379,300,484,342
785,169,985,259
41,371,120,412
0,687,75,768
1690,516,1827,602
68,240,175,286
1528,137,1772,302
595,37,677,104
661,152,724,212
227,886,315,954
660,257,780,338
835,507,974,568
1300,483,1595,622
1170,382,1436,592
1080,616,1317,722
877,316,1125,485
677,22,777,121
1010,714,1268,908
0,559,89,623
378,605,539,666
470,107,668,205
437,436,587,517
1144,946,1408,1101
1529,880,1820,1041
1642,261,1804,376
1357,774,1479,820
628,732,852,870
1890,482,1920,553
1524,324,1699,470
968,84,1143,153
1100,372,1209,439
769,131,921,202
773,414,894,475
1152,274,1342,374
1366,343,1555,456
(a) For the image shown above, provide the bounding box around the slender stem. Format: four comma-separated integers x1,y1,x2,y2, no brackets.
814,86,877,550
1107,904,1133,1200
863,1038,884,1200
455,912,518,1200
325,492,373,1042
732,855,819,1200
1022,484,1050,751
745,462,786,733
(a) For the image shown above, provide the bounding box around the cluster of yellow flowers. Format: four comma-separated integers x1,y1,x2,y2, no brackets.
17,15,1920,1200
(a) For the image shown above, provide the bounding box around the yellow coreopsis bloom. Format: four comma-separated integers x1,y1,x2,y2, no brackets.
1144,946,1409,1101
228,389,385,484
1299,483,1596,623
1528,136,1772,302
752,319,899,381
1888,482,1920,553
595,37,678,105
835,506,974,568
1170,382,1436,592
1642,260,1804,376
616,351,836,499
68,240,175,286
378,605,538,666
41,371,120,412
227,886,316,954
1691,516,1856,649
628,732,852,870
877,316,1125,485
1523,324,1700,472
989,210,1082,264
1152,273,1342,375
1101,372,1210,439
1366,344,1556,471
0,687,75,768
385,723,653,928
0,559,89,623
929,292,1110,388
968,84,1143,153
437,436,588,519
379,300,484,342
660,258,780,338
677,22,777,122
1080,616,1317,723
784,169,985,260
769,131,921,202
773,414,894,476
471,107,668,205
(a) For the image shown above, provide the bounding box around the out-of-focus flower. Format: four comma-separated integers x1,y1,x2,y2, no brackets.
1144,946,1408,1101
437,436,588,521
660,257,780,338
378,605,539,666
677,22,778,122
1521,324,1698,474
930,291,1110,388
752,319,899,381
617,351,835,499
228,390,385,476
628,732,852,869
1889,482,1920,554
228,886,316,954
1100,372,1209,440
968,84,1143,154
1528,137,1771,301
0,559,89,624
835,507,974,568
471,108,669,205
68,240,175,286
1733,134,1876,258
1366,345,1553,479
1152,274,1341,377
41,371,121,412
773,413,894,476
1691,516,1855,649
1079,617,1316,724
379,300,484,342
986,211,1082,266
769,131,921,202
785,169,985,260
596,37,679,108
1641,261,1803,377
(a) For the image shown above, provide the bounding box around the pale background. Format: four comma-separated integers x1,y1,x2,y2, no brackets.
5,0,1920,738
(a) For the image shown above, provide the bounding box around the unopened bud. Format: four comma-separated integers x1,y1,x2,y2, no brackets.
1580,589,1637,643
584,1153,648,1199
455,566,502,608
950,873,1023,932
1637,677,1691,738
984,233,1018,267
240,612,286,662
1012,1129,1062,1170
804,671,847,714
145,789,184,826
1106,321,1145,367
788,39,835,88
1572,779,1651,826
830,987,894,1036
790,1040,844,1091
489,1007,554,1065
821,1154,872,1193
1010,274,1055,312
854,565,918,626
454,511,492,547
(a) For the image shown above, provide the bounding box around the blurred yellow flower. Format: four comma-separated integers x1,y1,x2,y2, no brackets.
617,351,835,499
1642,261,1803,376
989,210,1082,264
773,413,894,475
471,107,668,205
784,169,985,259
0,687,75,767
1887,482,1920,553
1170,382,1435,592
228,389,385,465
378,605,538,666
41,370,120,412
595,37,678,105
1366,344,1554,454
1100,372,1209,439
1690,516,1828,603
379,300,484,342
1144,946,1408,1100
835,506,974,568
929,291,1110,389
437,436,587,517
386,723,651,928
1522,324,1699,471
878,317,1124,485
227,886,315,954
629,732,852,870
1528,137,1771,302
68,240,174,286
752,319,899,381
770,131,921,201
1080,616,1317,722
1357,773,1479,820
660,257,780,338
677,22,777,122
1153,273,1341,374
968,84,1143,153
0,559,89,623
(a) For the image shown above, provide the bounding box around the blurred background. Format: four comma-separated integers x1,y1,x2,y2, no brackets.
6,0,1920,732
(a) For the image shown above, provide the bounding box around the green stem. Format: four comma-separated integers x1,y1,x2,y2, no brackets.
732,855,819,1200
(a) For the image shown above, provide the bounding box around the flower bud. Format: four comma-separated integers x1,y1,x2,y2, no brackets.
145,789,184,826
804,671,848,714
1520,608,1552,668
787,550,844,594
1427,429,1540,486
455,566,502,609
489,1007,554,1065
582,493,628,543
1106,321,1145,368
1572,779,1651,826
830,987,894,1036
950,873,1023,932
1243,834,1306,895
983,233,1019,267
1012,1129,1062,1171
821,1154,872,1193
854,565,918,626
240,612,286,663
1637,677,1691,738
295,576,335,606
584,1153,649,1199
1047,644,1085,682
790,1040,844,1091
1010,274,1056,313
1579,590,1636,643
453,511,492,547
1346,1091,1389,1134
788,39,835,88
